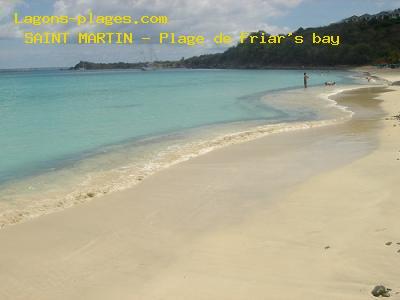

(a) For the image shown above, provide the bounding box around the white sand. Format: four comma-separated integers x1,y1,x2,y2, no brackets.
0,68,399,299
357,66,400,83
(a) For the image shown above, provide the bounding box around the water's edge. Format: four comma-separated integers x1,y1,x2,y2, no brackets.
0,81,380,229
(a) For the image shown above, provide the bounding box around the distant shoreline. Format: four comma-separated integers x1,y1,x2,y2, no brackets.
0,64,397,73
0,63,364,73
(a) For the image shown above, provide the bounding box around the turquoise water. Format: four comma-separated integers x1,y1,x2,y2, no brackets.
0,69,352,184
0,68,360,226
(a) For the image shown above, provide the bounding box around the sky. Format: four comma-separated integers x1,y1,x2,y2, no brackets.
0,0,399,69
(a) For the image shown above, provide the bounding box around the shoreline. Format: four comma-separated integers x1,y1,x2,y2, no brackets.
0,68,399,299
0,78,368,229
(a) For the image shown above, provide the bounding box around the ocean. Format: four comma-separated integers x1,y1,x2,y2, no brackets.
0,68,361,226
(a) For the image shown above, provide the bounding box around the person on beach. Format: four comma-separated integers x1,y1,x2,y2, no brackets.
304,72,309,88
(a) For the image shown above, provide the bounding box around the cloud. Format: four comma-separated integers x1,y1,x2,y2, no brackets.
52,0,303,48
5,0,303,40
0,0,303,66
0,0,25,39
56,0,302,33
0,0,22,19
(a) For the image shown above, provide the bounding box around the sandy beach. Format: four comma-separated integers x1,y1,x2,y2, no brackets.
0,68,399,300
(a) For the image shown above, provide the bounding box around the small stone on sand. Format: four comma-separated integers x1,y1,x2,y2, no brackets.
385,242,392,246
371,285,391,297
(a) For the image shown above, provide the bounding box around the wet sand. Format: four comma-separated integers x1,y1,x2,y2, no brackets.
0,72,399,299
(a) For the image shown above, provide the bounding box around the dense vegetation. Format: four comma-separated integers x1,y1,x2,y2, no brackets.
71,61,146,70
71,60,180,70
72,12,400,70
183,17,400,68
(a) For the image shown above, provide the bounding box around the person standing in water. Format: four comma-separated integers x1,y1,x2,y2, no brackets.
304,72,309,88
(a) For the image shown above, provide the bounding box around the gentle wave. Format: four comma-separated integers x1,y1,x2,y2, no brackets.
0,85,366,229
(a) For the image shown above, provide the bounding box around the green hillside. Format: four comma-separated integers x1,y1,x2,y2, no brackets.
183,13,400,68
